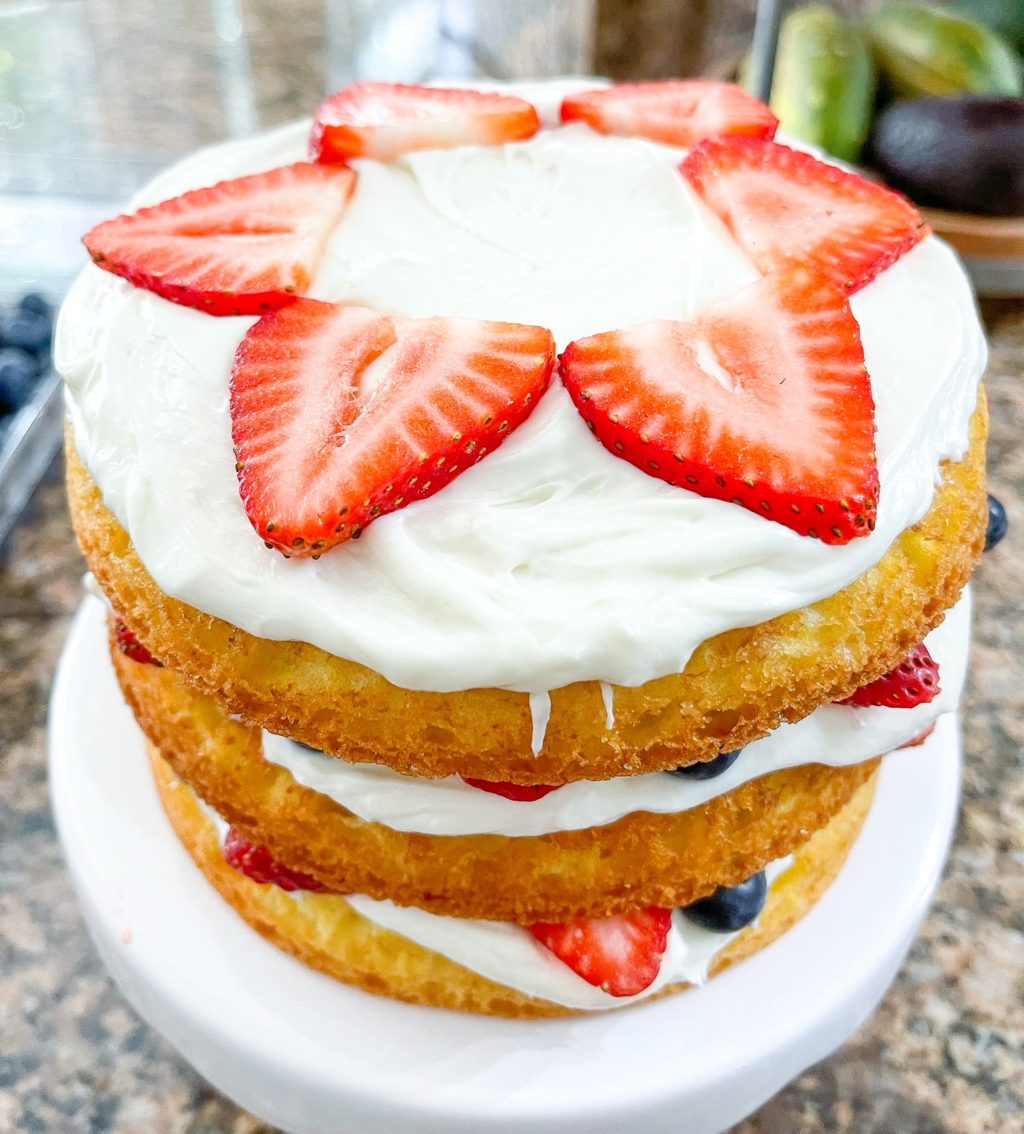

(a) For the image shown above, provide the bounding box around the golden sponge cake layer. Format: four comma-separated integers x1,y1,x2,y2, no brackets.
116,640,879,923
150,747,878,1018
69,397,986,784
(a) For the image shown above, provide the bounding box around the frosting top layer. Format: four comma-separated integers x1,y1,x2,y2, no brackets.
57,81,985,695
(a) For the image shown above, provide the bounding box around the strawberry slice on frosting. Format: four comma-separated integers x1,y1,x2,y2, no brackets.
230,299,556,558
681,137,929,294
310,82,541,163
530,907,673,997
83,162,355,316
559,266,879,545
561,80,778,146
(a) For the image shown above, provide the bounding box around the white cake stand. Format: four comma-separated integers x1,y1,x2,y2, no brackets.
50,597,962,1134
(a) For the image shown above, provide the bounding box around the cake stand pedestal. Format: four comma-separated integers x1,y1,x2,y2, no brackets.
50,597,962,1134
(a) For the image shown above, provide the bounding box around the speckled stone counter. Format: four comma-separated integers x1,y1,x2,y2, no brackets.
1,2,1023,1129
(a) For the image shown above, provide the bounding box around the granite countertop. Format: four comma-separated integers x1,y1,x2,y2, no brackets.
1,3,1023,1131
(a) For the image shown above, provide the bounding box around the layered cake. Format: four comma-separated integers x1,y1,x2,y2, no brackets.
57,79,988,1018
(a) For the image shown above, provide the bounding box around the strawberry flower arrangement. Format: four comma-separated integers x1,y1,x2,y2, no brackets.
83,79,930,559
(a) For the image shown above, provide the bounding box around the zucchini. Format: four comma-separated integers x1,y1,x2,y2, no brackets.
770,6,876,162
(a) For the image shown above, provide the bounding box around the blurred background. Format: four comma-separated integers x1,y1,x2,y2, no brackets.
2,0,1023,299
3,0,1020,284
0,2,1021,1132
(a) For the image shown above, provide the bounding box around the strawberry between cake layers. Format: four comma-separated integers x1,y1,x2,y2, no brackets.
109,592,968,921
147,743,877,1018
103,563,952,1010
59,78,987,783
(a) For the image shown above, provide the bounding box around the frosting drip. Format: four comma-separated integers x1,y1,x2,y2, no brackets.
201,790,792,1012
262,592,970,837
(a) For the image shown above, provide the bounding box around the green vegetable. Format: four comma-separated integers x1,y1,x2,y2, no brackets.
868,3,1023,98
953,0,1024,52
769,5,876,162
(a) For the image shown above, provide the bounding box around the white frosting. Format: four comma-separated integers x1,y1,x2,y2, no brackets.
263,592,970,837
347,855,793,1011
57,80,986,698
198,786,792,1011
528,690,552,755
599,681,616,730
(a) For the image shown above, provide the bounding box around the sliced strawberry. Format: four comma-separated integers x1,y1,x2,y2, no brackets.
681,137,929,293
83,163,355,315
311,82,540,163
529,908,672,997
559,266,878,544
114,618,162,667
841,644,941,709
231,299,555,557
561,81,778,147
461,778,560,801
224,828,331,893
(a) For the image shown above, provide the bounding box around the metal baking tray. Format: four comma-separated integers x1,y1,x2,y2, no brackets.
0,366,63,547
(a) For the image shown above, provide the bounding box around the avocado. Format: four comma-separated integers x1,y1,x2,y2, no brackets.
871,96,1024,215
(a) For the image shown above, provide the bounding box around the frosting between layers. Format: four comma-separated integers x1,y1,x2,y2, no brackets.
57,81,986,696
198,792,790,1011
345,858,793,1011
262,592,970,837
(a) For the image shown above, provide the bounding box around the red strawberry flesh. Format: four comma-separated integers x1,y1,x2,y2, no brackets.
224,828,331,893
461,778,560,801
83,162,355,315
841,644,941,709
311,82,540,163
230,300,556,557
559,266,878,544
529,907,672,997
114,618,162,667
681,137,929,293
561,81,778,146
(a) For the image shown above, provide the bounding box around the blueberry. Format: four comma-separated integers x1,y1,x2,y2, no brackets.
985,494,1008,552
682,871,768,933
2,309,52,357
669,749,742,780
18,292,53,320
0,348,38,412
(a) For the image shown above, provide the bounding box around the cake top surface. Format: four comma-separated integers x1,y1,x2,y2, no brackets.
57,79,985,694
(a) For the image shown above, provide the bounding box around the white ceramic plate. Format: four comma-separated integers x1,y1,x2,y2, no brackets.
50,597,962,1134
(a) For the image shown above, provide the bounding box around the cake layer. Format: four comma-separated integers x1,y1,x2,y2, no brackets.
149,746,877,1018
260,593,967,837
72,400,985,783
115,638,878,922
